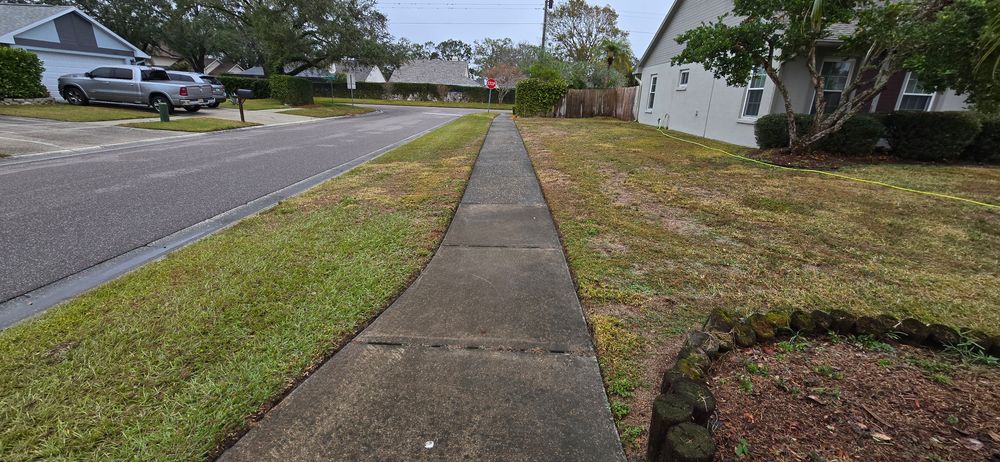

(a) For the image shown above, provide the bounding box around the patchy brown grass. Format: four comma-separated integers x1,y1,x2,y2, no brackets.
515,117,1000,457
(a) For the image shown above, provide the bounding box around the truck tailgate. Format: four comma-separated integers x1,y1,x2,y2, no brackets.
186,85,213,99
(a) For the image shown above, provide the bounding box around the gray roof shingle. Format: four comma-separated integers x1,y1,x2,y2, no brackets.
388,59,481,87
0,4,73,38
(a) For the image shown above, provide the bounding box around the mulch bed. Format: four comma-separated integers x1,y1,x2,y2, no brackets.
708,337,1000,461
746,149,900,170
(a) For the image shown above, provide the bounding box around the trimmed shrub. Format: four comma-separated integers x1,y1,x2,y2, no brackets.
514,78,568,117
269,75,314,106
0,47,48,99
754,113,884,155
217,75,271,99
964,114,1000,163
885,111,981,161
754,113,811,149
311,80,515,104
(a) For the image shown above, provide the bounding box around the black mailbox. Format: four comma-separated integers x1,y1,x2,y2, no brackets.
236,89,254,99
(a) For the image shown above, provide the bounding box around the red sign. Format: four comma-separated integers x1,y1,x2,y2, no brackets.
486,79,497,90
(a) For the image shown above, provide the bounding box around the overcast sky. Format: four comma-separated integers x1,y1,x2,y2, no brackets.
379,0,674,59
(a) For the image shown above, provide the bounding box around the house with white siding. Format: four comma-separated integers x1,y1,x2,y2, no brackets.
635,0,971,147
0,3,149,101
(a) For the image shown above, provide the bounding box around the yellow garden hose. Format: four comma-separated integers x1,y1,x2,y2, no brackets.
656,128,999,210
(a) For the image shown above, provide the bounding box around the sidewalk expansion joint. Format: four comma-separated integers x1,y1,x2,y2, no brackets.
352,338,594,358
440,243,556,249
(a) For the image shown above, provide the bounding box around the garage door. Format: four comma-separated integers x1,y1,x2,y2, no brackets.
28,49,129,101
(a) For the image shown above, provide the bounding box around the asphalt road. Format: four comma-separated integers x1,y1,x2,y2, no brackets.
0,105,482,308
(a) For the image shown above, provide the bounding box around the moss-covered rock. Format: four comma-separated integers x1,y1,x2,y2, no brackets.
966,330,993,353
829,309,857,334
748,313,775,342
709,330,735,353
661,367,688,394
704,308,738,332
897,318,930,345
928,324,961,347
647,393,695,462
669,379,716,425
766,310,793,337
680,330,721,359
674,350,711,381
790,310,816,334
854,315,897,338
810,310,833,332
733,322,757,348
990,336,1000,359
663,422,716,462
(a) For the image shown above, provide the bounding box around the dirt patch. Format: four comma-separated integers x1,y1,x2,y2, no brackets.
747,149,901,170
709,339,1000,461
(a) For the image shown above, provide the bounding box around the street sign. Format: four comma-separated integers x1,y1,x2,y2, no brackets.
347,73,357,90
486,79,497,90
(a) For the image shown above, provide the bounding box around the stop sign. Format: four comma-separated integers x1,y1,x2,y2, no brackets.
486,79,497,89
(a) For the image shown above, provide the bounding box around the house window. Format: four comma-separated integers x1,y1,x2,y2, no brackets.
741,66,767,118
812,61,852,114
647,75,658,112
677,69,689,90
897,72,934,111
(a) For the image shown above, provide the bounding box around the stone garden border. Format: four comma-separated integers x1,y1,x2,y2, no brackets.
0,97,54,106
646,308,1000,462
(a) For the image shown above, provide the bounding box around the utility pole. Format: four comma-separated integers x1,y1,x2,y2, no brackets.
542,0,552,55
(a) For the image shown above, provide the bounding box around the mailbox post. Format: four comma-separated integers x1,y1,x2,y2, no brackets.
235,89,254,123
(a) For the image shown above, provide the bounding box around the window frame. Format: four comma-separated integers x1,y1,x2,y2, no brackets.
895,72,936,112
677,69,690,90
740,66,767,119
646,74,658,113
809,59,854,115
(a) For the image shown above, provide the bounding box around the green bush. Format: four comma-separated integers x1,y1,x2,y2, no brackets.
217,75,271,99
514,78,569,117
885,111,982,161
312,80,514,104
0,47,48,99
964,114,1000,163
268,75,314,105
754,113,884,155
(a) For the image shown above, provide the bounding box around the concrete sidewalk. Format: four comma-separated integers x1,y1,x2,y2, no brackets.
219,115,626,461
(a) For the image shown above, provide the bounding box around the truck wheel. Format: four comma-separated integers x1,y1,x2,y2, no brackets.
64,87,88,106
183,106,201,113
150,95,174,114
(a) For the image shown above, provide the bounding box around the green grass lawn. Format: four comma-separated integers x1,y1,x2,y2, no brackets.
0,112,496,460
222,98,289,111
0,103,154,122
516,117,1000,450
324,97,513,110
121,117,258,132
279,104,374,118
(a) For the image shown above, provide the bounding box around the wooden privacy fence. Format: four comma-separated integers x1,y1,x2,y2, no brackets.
554,86,639,121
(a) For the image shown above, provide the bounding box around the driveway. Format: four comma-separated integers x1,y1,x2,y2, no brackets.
0,105,483,326
0,116,178,156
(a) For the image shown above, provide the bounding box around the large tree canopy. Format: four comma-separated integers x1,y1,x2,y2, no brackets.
547,0,628,63
673,0,982,152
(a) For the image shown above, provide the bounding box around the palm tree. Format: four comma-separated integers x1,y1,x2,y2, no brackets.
979,9,1000,76
599,38,633,88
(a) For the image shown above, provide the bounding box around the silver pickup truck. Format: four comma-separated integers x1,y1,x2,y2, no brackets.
58,65,214,113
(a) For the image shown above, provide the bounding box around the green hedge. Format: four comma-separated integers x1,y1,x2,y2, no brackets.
885,111,981,161
312,80,515,104
754,113,885,155
269,75,314,105
217,75,271,99
0,47,48,99
514,78,569,117
964,114,999,163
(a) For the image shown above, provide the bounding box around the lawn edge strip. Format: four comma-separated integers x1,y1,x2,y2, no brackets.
205,112,496,459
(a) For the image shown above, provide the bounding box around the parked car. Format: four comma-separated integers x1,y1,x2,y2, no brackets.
57,65,214,113
166,71,227,108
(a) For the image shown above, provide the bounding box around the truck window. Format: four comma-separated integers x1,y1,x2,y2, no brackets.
141,70,171,81
113,68,134,80
91,67,115,79
167,74,195,82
